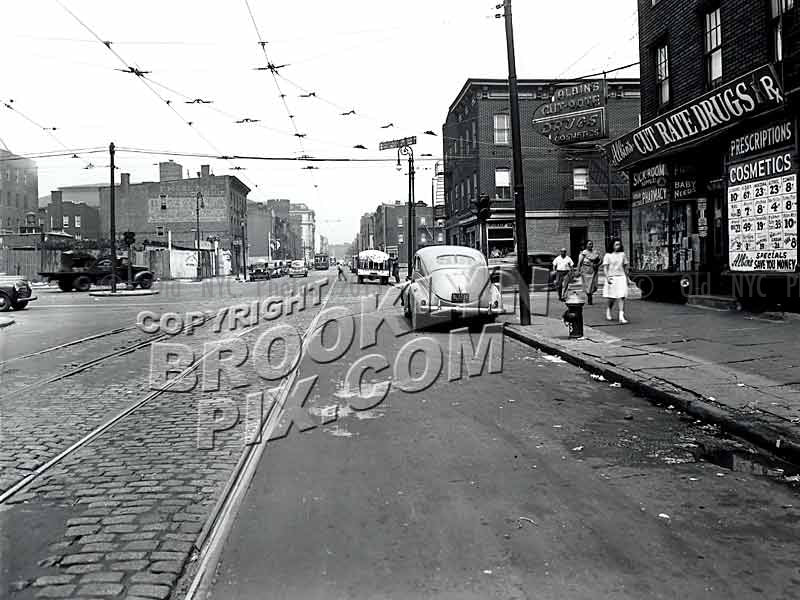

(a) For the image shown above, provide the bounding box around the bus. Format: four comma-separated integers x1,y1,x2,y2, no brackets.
313,254,330,270
357,249,390,285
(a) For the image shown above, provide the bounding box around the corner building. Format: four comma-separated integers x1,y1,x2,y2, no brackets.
607,0,800,308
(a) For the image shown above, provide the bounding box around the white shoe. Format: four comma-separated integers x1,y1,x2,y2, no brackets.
619,312,628,324
606,308,613,321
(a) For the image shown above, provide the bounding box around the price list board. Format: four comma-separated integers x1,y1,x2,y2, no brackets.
728,154,797,272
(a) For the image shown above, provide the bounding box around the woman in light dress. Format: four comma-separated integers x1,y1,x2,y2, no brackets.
603,239,629,324
577,240,601,305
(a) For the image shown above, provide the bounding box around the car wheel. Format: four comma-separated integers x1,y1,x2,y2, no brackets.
0,293,11,312
73,275,91,292
12,300,29,310
57,280,72,292
138,275,154,289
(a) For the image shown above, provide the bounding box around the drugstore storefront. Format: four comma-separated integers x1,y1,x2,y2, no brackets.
607,65,799,308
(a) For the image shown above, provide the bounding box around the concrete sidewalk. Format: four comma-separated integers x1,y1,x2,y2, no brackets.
501,293,800,464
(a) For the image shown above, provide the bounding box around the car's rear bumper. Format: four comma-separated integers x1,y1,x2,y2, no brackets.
419,303,508,317
17,295,37,302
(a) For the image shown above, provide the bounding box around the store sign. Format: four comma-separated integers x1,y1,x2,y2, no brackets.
606,64,784,169
728,143,797,272
631,163,668,208
728,120,793,161
674,165,702,200
532,81,608,145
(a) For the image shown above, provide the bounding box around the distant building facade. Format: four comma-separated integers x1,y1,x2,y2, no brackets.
373,201,437,260
247,200,273,259
41,190,101,240
288,203,315,262
0,149,38,233
99,163,250,274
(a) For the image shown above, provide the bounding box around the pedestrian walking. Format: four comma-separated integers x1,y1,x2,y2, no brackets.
392,259,400,284
552,248,574,301
577,240,601,305
603,239,630,324
337,262,347,281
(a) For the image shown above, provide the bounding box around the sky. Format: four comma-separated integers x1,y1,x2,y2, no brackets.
0,0,639,245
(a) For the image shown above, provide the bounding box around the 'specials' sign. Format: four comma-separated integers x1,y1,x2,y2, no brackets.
727,141,797,272
606,64,784,170
533,81,608,145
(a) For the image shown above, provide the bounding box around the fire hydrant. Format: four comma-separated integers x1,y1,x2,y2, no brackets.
562,291,585,338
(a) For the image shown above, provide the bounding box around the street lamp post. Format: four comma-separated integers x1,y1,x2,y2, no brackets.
195,191,204,281
397,144,415,278
240,220,247,281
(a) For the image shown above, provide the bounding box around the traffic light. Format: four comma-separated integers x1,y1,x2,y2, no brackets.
477,194,491,222
123,231,135,247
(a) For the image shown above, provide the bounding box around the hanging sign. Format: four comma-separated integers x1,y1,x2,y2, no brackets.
532,81,608,145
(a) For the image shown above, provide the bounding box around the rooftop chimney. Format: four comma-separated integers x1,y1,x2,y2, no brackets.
200,165,211,178
159,160,183,182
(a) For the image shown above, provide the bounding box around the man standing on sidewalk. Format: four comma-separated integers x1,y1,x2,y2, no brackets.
337,261,347,282
552,248,574,301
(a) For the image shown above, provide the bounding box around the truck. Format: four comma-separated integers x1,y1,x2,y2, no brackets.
39,251,155,292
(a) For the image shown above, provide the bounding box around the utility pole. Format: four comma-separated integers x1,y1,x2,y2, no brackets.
109,142,118,294
500,0,530,325
603,72,613,252
195,191,203,281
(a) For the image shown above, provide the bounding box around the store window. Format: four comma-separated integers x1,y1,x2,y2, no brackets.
656,43,670,106
573,167,589,199
771,0,794,62
632,200,670,271
495,167,511,199
494,114,510,145
705,8,723,88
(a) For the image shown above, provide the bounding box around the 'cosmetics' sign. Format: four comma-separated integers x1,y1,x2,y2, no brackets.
605,64,784,170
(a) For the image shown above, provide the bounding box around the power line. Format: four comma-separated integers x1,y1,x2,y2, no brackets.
56,0,224,156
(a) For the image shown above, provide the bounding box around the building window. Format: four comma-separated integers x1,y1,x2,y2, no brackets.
50,215,53,229
22,172,27,185
420,216,426,226
465,129,471,152
160,194,167,210
467,175,473,200
473,173,478,198
398,232,404,244
573,167,589,199
494,114,510,145
495,168,511,199
656,43,670,106
14,169,19,184
705,8,723,88
771,0,794,62
63,215,69,227
398,216,403,227
420,234,427,244
437,232,444,243
459,135,464,155
75,215,81,228
157,226,165,236
472,121,478,148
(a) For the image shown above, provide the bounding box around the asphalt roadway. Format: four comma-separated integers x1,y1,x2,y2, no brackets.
3,274,799,600
205,276,800,600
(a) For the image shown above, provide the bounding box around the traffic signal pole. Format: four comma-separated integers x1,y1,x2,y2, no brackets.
502,0,531,326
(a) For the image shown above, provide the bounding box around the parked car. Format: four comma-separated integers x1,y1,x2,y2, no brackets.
402,246,505,327
249,263,271,281
0,275,37,311
288,259,308,278
39,252,154,292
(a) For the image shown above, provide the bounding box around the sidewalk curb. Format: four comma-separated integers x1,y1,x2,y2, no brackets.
504,324,800,466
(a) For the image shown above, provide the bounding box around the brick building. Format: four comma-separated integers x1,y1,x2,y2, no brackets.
605,0,800,306
247,200,272,259
373,201,437,261
0,149,38,233
41,190,101,240
99,163,250,274
442,78,640,260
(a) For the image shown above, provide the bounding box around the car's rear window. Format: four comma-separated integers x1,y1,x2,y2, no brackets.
435,255,478,266
291,261,304,267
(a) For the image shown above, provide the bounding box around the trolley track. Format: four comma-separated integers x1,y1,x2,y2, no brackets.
0,325,137,365
0,280,337,505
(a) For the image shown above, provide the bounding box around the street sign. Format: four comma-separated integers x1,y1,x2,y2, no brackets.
379,136,417,151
